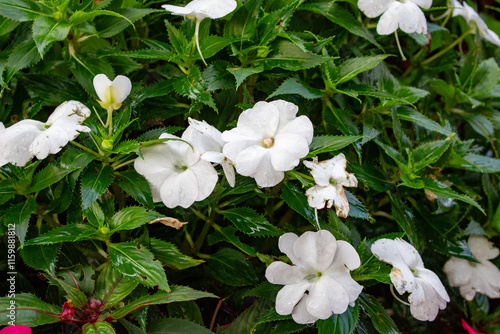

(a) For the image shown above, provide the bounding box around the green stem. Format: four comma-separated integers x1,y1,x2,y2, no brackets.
70,141,102,158
112,159,136,170
394,31,406,61
107,106,114,138
195,19,207,66
421,29,474,66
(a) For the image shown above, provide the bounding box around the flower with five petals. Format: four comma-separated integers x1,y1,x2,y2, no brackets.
265,230,363,324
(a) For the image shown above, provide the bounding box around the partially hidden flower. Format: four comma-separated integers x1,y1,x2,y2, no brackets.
358,0,431,35
449,0,500,47
221,100,313,188
265,230,363,324
162,0,237,20
304,153,358,218
0,101,91,167
443,235,500,301
93,74,132,110
371,238,450,321
182,117,235,187
134,133,218,208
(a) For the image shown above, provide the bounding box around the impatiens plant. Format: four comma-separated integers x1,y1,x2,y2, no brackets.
0,0,499,332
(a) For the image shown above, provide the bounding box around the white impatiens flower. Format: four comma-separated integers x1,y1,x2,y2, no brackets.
163,0,237,65
182,118,235,187
449,0,500,47
93,74,132,110
221,100,314,188
134,133,218,209
443,235,500,300
358,0,431,35
371,238,450,321
304,153,358,218
265,230,363,324
0,101,91,167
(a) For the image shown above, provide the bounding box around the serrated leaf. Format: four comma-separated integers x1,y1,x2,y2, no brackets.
21,243,60,275
411,140,452,172
388,193,421,248
0,294,61,326
202,61,234,91
243,282,281,301
307,135,364,157
317,303,359,334
69,52,114,94
208,226,257,256
24,224,98,246
258,0,299,45
349,163,392,192
115,170,154,206
0,0,50,21
110,286,216,320
95,8,156,38
227,65,264,88
108,241,169,291
28,164,75,193
226,300,268,334
81,164,114,209
109,207,163,232
208,248,259,286
447,153,500,173
94,262,139,309
346,191,374,222
281,181,316,224
396,107,453,136
83,322,116,334
198,35,238,60
70,9,130,25
257,40,331,71
20,74,88,106
106,48,174,60
336,55,390,85
56,278,88,308
5,38,41,83
147,318,213,333
32,16,71,56
6,197,36,247
148,238,204,270
470,58,499,96
224,0,261,41
165,19,189,55
220,207,282,237
269,77,324,99
463,114,495,140
119,319,147,334
422,178,484,214
358,293,400,334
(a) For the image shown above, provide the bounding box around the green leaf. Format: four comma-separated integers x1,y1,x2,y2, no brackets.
69,52,114,94
28,164,75,193
226,300,269,334
388,193,421,248
396,107,453,136
257,41,331,71
281,181,316,224
0,0,50,21
316,303,359,334
165,19,189,55
94,262,139,309
422,178,484,214
6,197,36,247
308,135,364,157
24,224,98,245
244,282,281,301
0,294,61,326
110,286,216,320
358,293,400,334
108,241,169,291
220,207,282,237
5,39,41,83
269,77,324,99
448,153,500,173
349,163,392,192
336,55,390,85
56,278,88,308
258,1,299,45
202,61,234,91
227,65,264,88
20,74,88,105
119,319,147,334
147,318,213,333
301,2,380,47
470,58,499,96
109,207,163,232
224,0,261,41
83,322,116,334
95,8,156,38
32,16,72,56
208,226,258,256
463,114,495,140
199,35,238,60
70,9,131,25
21,243,60,275
346,191,374,222
81,164,115,210
208,248,259,286
115,170,154,206
0,17,19,36
411,140,452,172
148,238,204,270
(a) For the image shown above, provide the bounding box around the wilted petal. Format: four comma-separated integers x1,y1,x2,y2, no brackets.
443,257,473,287
221,159,235,187
416,268,450,302
468,235,500,260
275,282,310,315
265,261,306,285
304,158,332,187
409,279,446,321
294,230,337,272
394,238,425,268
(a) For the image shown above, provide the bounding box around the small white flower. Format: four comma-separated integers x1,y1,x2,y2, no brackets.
304,153,358,218
221,100,314,188
134,133,218,208
371,238,450,321
162,0,237,20
443,235,500,300
93,74,132,110
265,230,363,324
358,0,431,35
0,101,91,167
449,0,500,47
182,118,235,187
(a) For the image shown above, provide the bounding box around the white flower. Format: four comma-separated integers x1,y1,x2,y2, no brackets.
443,235,500,301
304,154,358,218
134,133,218,208
182,118,235,187
450,0,500,47
0,101,91,167
371,238,450,321
162,0,237,20
358,0,431,35
221,100,314,188
265,230,363,324
93,74,132,110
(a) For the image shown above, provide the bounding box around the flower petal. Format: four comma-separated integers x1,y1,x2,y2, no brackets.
468,235,500,260
278,233,301,265
409,279,447,321
265,261,306,285
275,281,310,315
291,295,319,324
276,115,314,145
307,275,350,317
221,159,236,187
293,230,337,272
134,149,177,202
232,145,267,177
358,0,394,18
249,150,285,187
410,0,432,10
397,2,427,34
327,240,361,271
270,133,309,171
236,101,280,140
0,120,45,166
111,75,132,104
160,169,199,208
416,268,450,302
189,159,218,201
376,2,401,35
93,74,112,102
